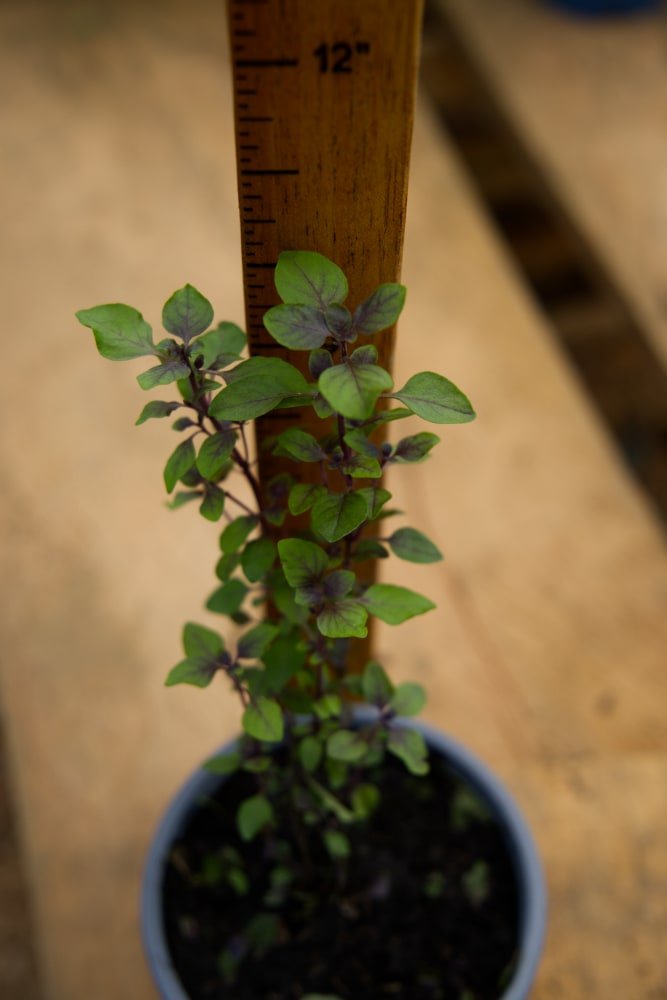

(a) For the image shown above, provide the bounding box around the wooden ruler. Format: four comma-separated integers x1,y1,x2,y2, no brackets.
227,0,423,429
226,0,424,657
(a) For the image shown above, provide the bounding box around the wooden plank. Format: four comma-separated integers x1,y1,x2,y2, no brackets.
441,0,667,372
0,2,665,998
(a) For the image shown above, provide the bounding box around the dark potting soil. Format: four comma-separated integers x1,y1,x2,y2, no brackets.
163,755,519,999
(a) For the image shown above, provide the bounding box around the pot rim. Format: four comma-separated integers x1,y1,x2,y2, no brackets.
142,713,547,1000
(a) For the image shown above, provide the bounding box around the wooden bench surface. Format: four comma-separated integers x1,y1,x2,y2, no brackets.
442,0,667,372
0,2,666,998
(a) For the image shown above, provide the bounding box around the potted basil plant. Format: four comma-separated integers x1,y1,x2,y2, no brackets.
77,250,546,1000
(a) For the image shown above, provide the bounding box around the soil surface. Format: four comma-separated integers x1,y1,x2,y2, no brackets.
164,754,519,999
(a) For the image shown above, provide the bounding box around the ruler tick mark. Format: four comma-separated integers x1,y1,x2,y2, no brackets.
239,116,273,123
250,340,282,350
236,59,299,68
241,168,299,176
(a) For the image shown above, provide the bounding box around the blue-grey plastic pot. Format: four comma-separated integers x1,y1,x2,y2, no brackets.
142,715,547,999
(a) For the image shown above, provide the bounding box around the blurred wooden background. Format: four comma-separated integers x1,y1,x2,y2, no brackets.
1,1,665,998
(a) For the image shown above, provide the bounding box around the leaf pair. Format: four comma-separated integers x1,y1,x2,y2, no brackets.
263,250,405,353
165,623,226,688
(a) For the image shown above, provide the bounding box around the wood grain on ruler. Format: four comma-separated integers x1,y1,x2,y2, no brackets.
226,0,424,478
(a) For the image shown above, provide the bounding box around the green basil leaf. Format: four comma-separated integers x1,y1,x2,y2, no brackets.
393,431,440,463
288,482,325,516
263,303,330,349
262,634,306,692
203,751,241,775
351,783,381,820
311,491,367,543
215,551,241,581
275,250,348,308
326,730,367,763
167,490,200,510
277,538,329,587
200,484,225,521
353,283,406,333
241,538,276,582
389,682,427,717
309,348,334,378
362,661,394,705
323,570,356,600
357,486,392,520
388,527,443,564
361,583,435,624
183,622,224,659
393,372,475,424
137,360,190,390
242,697,284,743
237,623,279,660
317,599,368,639
196,430,236,480
325,304,353,341
210,359,310,421
136,400,180,425
76,303,157,361
163,438,196,493
341,454,383,479
298,736,323,773
219,515,258,553
343,428,380,458
165,657,218,688
192,321,246,369
206,578,248,615
162,284,213,344
386,727,429,775
237,793,274,841
323,829,350,860
273,428,324,462
318,358,392,420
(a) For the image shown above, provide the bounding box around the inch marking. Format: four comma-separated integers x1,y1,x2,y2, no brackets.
235,58,299,68
240,168,299,176
313,40,372,74
249,341,283,351
239,116,273,123
244,218,277,224
257,412,301,421
247,262,278,268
